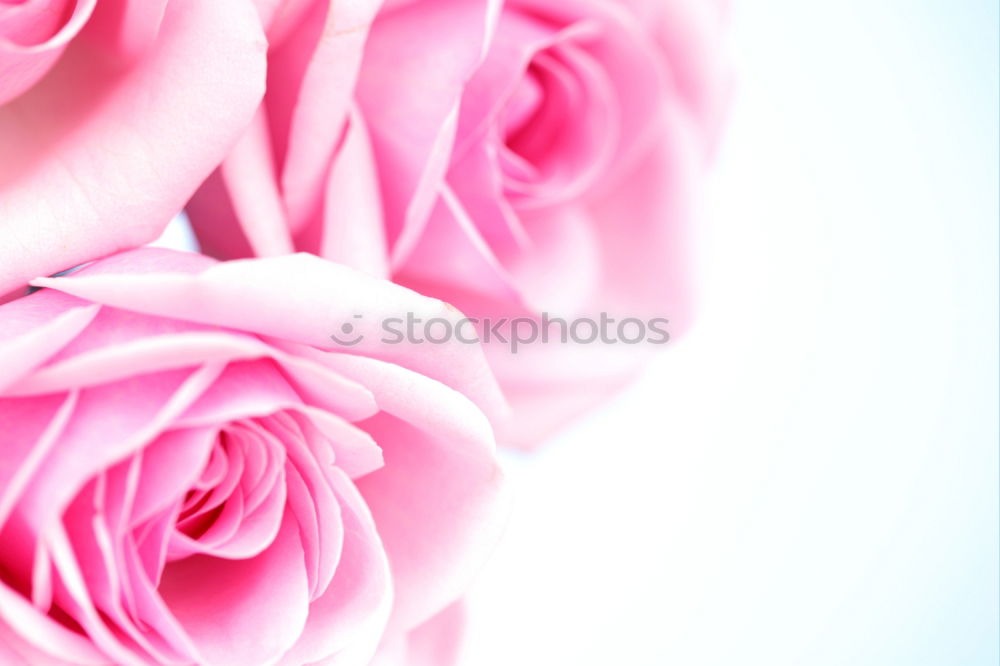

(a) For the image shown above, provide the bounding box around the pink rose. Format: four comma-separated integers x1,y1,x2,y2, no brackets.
0,248,508,665
187,0,729,446
0,0,267,298
369,601,467,666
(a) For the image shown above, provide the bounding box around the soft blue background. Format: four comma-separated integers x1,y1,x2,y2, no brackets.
458,1,1000,664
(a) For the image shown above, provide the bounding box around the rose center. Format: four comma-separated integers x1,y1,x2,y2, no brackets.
496,35,618,208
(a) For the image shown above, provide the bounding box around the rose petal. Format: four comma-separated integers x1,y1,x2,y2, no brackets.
157,513,310,666
267,0,384,234
395,184,522,306
0,573,111,665
322,354,510,632
0,0,95,105
368,601,466,666
0,0,266,294
15,364,224,533
356,0,501,265
313,109,388,278
216,108,295,257
31,249,507,423
277,468,391,666
0,302,99,393
82,0,170,62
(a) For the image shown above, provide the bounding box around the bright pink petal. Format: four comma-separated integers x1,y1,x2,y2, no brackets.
0,0,95,105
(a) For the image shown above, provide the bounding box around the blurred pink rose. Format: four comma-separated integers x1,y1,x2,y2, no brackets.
369,601,467,666
0,248,508,665
0,0,267,297
187,0,729,446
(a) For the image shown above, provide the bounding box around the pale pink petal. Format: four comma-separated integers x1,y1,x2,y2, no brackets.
395,186,523,307
0,303,99,392
172,356,378,430
268,0,384,234
9,333,271,397
489,342,645,447
217,108,295,257
502,203,601,314
0,0,266,294
31,249,507,422
269,413,342,599
356,0,501,265
62,472,193,665
613,0,732,148
10,327,380,427
583,111,699,322
369,601,467,666
313,109,389,278
321,354,510,633
252,0,315,39
443,142,529,257
277,468,391,666
15,364,224,533
158,514,310,666
130,428,219,527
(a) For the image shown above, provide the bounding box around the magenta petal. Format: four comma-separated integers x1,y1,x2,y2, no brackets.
82,0,170,62
0,578,109,665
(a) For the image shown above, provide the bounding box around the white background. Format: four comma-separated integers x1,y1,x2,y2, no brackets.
462,1,999,664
